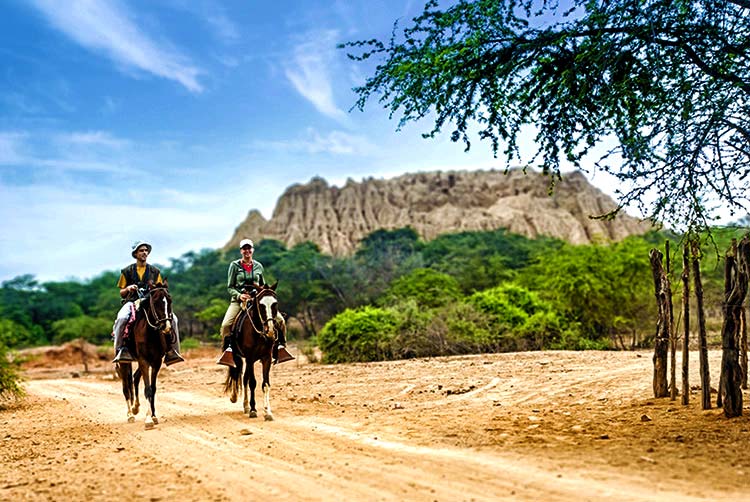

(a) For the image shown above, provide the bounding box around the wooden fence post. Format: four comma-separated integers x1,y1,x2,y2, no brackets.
681,243,690,405
719,237,748,417
650,248,670,398
691,239,711,410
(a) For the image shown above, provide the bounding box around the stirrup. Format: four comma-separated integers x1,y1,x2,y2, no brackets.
113,347,135,364
275,346,295,364
164,349,185,366
216,348,236,368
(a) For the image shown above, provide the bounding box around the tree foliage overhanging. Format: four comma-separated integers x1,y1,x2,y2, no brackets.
342,0,750,230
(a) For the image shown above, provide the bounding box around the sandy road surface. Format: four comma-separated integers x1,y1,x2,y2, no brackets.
2,348,750,501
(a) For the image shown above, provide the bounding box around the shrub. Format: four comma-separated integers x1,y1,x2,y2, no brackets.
318,306,399,363
379,268,462,309
51,315,113,345
0,343,24,401
180,337,201,350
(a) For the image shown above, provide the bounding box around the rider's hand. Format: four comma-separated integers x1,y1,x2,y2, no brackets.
129,285,138,293
239,293,250,302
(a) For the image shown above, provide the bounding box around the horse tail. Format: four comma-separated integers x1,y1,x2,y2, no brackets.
223,358,243,395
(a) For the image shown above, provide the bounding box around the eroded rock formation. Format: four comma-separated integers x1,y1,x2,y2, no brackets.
225,169,652,254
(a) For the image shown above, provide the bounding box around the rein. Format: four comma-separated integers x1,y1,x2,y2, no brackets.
142,287,173,330
243,290,277,337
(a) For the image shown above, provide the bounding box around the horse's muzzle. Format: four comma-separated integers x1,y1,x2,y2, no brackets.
262,320,276,342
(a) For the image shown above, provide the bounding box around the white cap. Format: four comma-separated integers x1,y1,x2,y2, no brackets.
239,238,254,249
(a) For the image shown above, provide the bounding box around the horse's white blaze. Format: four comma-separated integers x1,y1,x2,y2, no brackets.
258,296,276,323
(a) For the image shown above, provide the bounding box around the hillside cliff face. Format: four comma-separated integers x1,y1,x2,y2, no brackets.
225,169,652,254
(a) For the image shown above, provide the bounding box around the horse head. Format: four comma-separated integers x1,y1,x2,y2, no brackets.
251,282,278,343
144,280,174,335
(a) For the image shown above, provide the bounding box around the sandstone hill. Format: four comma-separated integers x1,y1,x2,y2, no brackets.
224,169,652,255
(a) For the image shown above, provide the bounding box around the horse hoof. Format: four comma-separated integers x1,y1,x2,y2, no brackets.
127,416,135,423
145,421,155,430
152,417,159,425
248,410,257,418
264,414,274,422
230,393,238,404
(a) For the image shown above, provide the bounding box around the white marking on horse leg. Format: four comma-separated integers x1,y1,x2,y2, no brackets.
263,382,273,421
145,415,154,430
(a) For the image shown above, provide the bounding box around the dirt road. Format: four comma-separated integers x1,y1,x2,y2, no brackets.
2,347,750,501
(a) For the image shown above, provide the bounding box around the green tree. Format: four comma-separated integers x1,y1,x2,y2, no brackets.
518,236,654,346
421,229,561,292
353,228,425,301
344,0,750,229
165,248,228,340
274,242,339,338
379,268,462,308
51,315,113,345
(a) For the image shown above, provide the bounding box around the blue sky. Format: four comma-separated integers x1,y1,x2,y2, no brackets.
0,0,621,284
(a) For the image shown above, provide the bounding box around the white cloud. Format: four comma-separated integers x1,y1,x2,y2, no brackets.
258,129,375,155
29,0,203,92
285,30,348,122
0,182,240,282
59,131,130,149
0,130,136,174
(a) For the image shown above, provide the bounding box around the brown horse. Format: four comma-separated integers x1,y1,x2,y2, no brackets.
224,282,280,420
116,280,175,429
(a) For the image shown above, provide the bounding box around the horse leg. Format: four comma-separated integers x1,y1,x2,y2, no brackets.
133,367,142,416
247,361,258,418
242,360,251,415
117,363,136,423
145,362,161,429
262,359,273,421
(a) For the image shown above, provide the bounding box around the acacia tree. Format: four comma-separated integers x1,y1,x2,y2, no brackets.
343,0,750,230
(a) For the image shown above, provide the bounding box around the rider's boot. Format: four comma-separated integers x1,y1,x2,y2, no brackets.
112,317,135,363
113,346,135,363
216,335,236,368
164,343,185,366
273,322,294,364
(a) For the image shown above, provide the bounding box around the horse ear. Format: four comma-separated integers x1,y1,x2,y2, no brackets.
270,281,278,291
259,275,266,286
163,278,169,288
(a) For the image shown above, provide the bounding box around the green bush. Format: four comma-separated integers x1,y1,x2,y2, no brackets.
180,337,201,350
318,306,399,363
51,315,113,345
0,343,24,401
379,268,462,308
426,301,494,353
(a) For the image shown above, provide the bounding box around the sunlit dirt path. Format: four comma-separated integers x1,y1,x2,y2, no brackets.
2,348,749,501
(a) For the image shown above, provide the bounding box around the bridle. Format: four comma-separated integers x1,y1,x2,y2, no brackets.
142,287,173,333
243,288,277,341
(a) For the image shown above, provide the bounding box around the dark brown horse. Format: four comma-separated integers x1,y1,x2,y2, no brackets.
224,282,281,420
116,280,175,429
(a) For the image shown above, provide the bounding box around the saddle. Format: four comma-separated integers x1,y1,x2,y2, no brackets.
226,302,287,359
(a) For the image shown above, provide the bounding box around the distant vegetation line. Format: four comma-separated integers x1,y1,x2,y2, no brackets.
0,226,745,366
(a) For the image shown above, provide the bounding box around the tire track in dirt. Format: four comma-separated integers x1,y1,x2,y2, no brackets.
24,372,737,502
